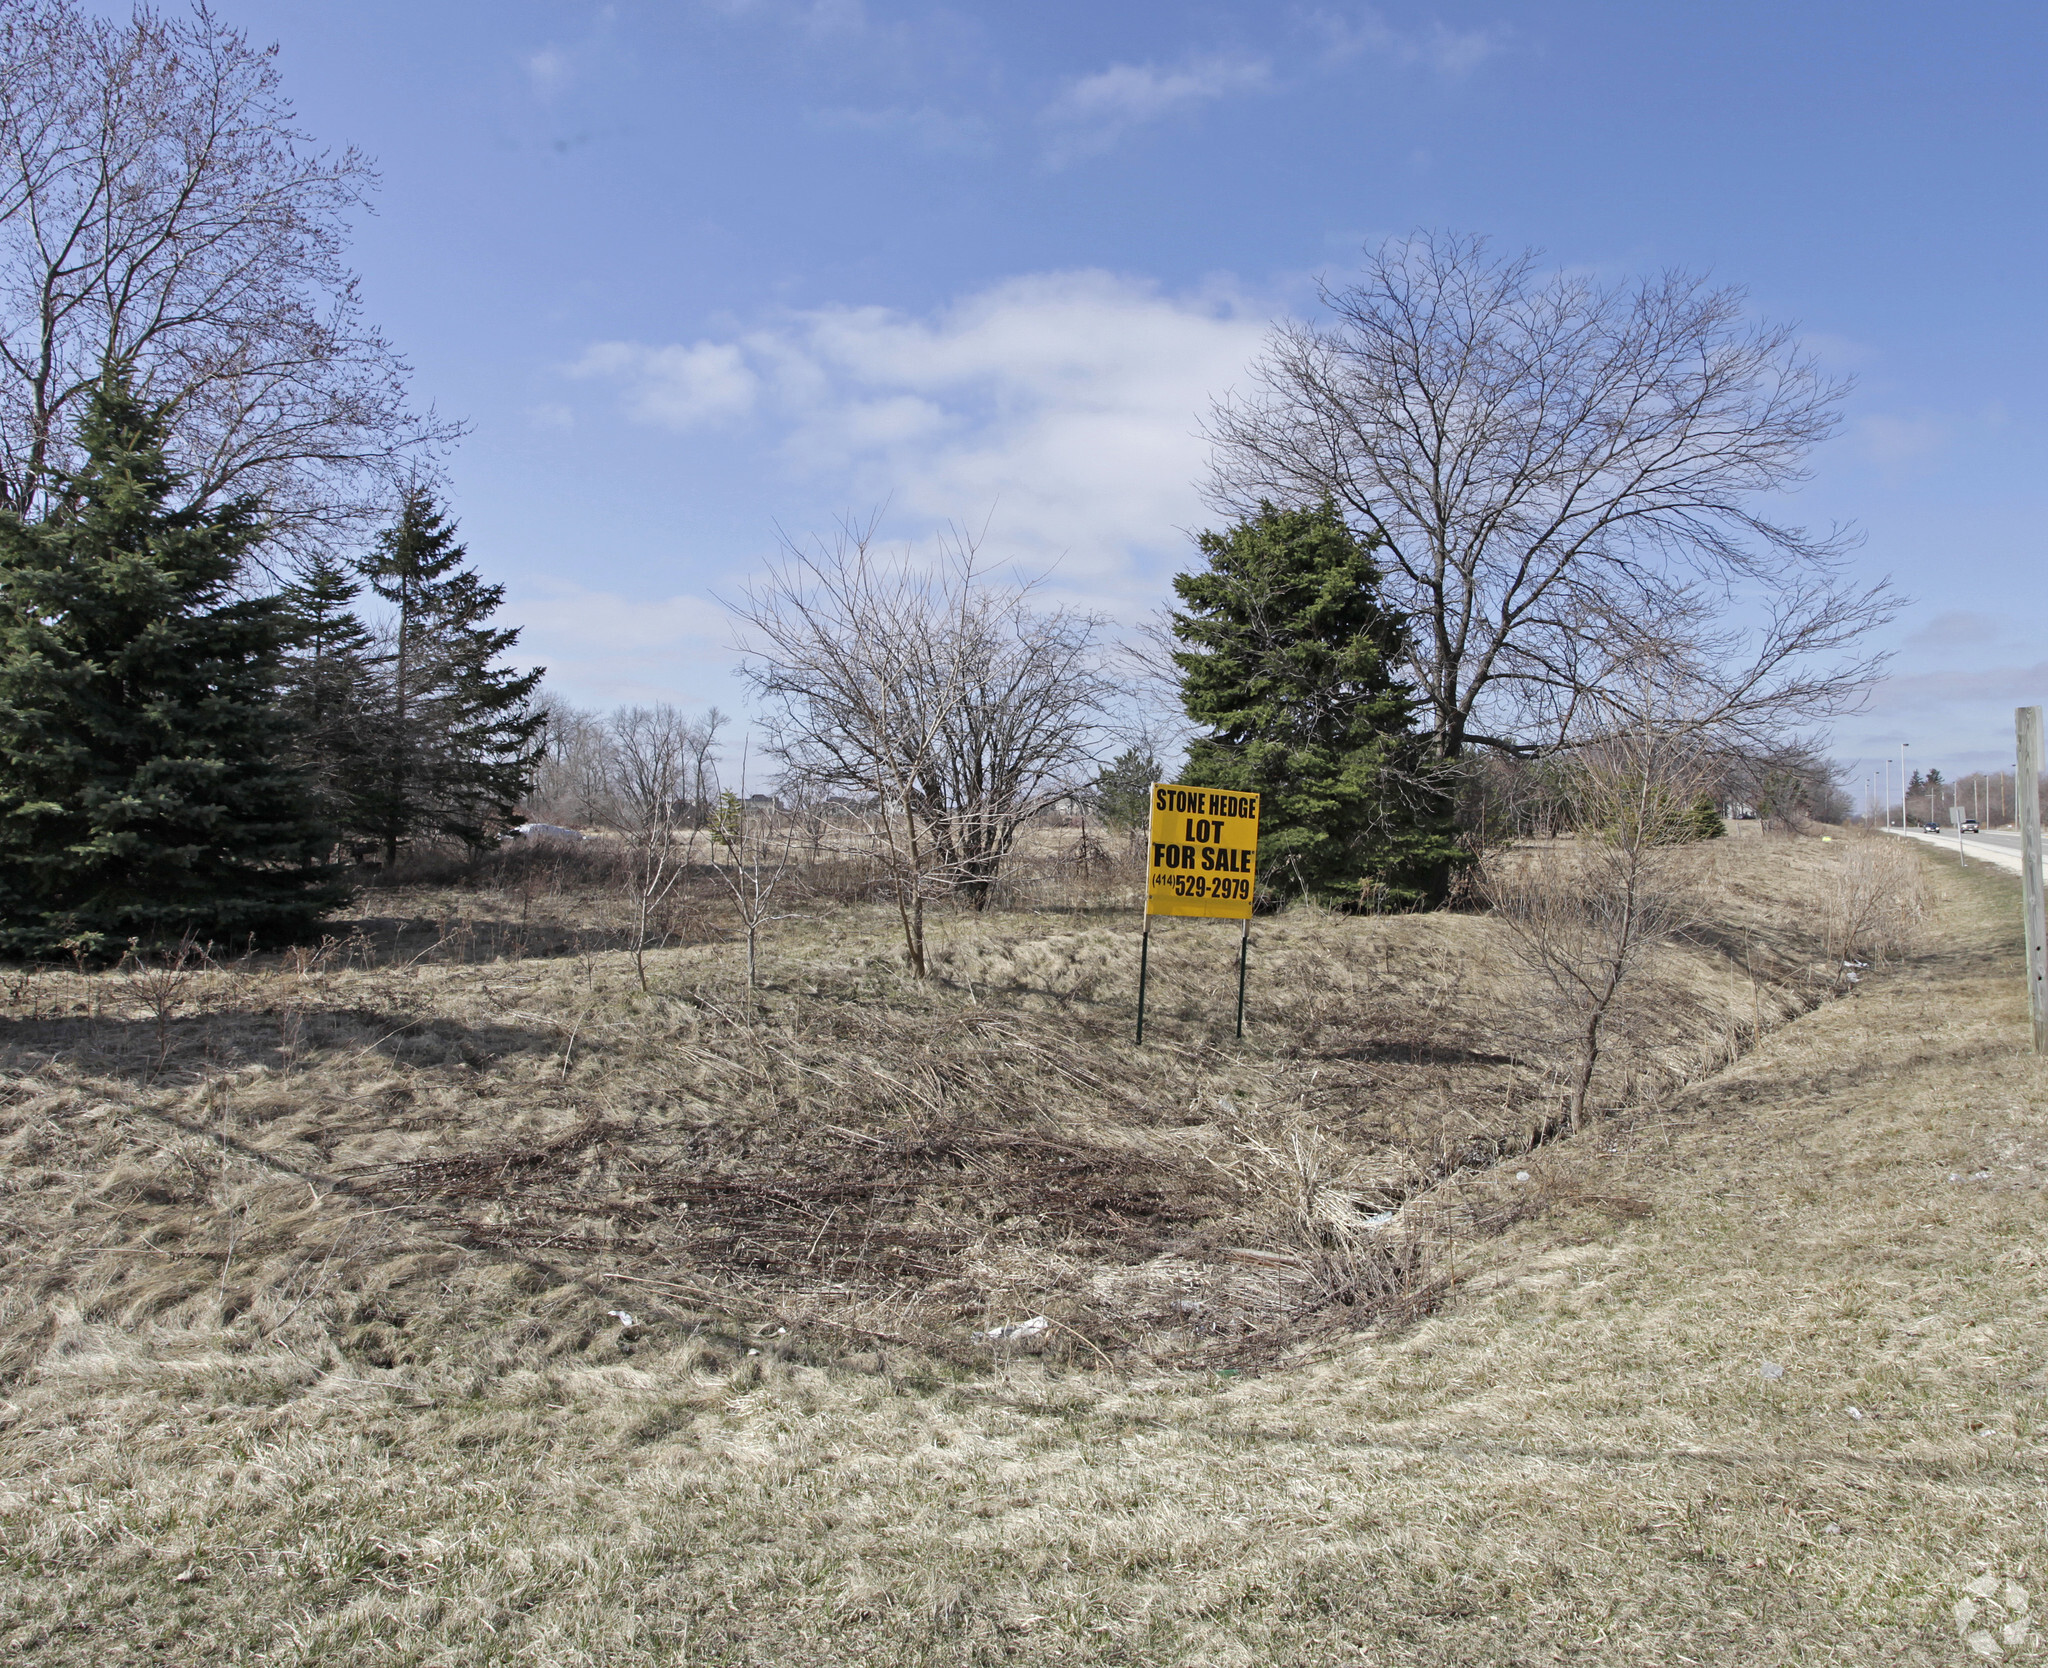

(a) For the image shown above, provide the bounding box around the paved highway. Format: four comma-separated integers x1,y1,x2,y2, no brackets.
1882,824,2026,874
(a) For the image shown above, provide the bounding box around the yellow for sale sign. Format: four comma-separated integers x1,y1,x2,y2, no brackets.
1145,783,1260,919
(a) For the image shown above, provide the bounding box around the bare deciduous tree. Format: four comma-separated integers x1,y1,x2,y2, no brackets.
527,697,613,827
733,519,1110,977
684,706,727,843
707,774,800,1011
1205,231,1896,758
0,1,452,546
1486,719,1709,1133
523,697,724,988
601,704,699,992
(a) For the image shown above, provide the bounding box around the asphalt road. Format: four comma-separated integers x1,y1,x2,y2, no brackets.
1883,824,2026,873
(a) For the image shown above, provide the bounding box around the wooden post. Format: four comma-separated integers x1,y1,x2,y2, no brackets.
2017,706,2048,1054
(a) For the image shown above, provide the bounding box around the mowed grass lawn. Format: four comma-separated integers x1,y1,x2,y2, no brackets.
2,844,2043,1665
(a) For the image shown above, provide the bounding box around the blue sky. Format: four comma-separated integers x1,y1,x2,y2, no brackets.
195,1,2046,794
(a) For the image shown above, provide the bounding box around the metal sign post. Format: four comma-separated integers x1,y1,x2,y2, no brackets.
2017,708,2048,1054
1135,915,1153,1044
1136,784,1261,1044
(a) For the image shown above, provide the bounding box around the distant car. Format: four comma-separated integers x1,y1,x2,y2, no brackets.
1963,819,1980,833
1924,822,1941,833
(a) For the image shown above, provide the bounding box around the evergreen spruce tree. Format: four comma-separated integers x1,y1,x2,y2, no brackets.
1093,745,1160,833
1680,793,1728,842
359,489,543,862
0,378,341,956
278,554,381,843
1171,502,1463,908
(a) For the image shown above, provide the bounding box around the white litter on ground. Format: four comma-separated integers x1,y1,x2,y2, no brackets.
980,1315,1051,1343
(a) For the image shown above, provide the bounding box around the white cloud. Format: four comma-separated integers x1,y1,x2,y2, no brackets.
1903,610,2002,651
1309,9,1510,76
1041,53,1272,161
570,340,760,427
526,45,573,99
1853,412,1948,469
571,271,1275,611
810,103,992,155
1798,330,1875,371
511,580,734,707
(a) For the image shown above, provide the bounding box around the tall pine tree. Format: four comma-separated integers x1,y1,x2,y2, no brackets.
0,377,341,956
1172,502,1463,908
358,489,543,862
278,554,381,844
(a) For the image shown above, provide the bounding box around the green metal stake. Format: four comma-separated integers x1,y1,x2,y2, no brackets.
1135,918,1154,1044
1234,915,1250,1039
1135,917,1153,1044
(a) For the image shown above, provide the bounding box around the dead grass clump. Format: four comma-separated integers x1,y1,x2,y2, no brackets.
1820,832,1930,967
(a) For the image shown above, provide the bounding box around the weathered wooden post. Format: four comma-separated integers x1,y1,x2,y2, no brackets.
2016,706,2048,1053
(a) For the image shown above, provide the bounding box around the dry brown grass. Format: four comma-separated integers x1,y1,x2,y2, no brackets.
4,832,2035,1664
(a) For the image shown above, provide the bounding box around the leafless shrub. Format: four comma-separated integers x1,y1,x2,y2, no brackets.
1203,1111,1448,1328
1486,725,1710,1132
1820,836,1928,969
596,704,709,992
120,931,201,1077
709,793,801,1008
734,516,1112,975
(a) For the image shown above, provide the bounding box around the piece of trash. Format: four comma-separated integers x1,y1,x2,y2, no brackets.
1359,1210,1397,1229
1846,1405,1863,1420
1514,1170,1531,1183
1951,1173,1965,1182
1822,1523,1842,1535
746,1348,760,1356
1972,1170,1993,1181
1174,1298,1204,1315
1760,1361,1785,1380
1842,960,1868,969
607,1310,636,1329
981,1315,1051,1343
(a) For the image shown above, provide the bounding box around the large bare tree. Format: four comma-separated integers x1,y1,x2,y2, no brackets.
1205,232,1895,758
734,520,1110,975
0,1,451,546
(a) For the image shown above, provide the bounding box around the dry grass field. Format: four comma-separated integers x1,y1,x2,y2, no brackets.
0,833,2040,1664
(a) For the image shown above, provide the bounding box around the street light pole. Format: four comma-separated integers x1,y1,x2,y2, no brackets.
1901,742,1909,828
